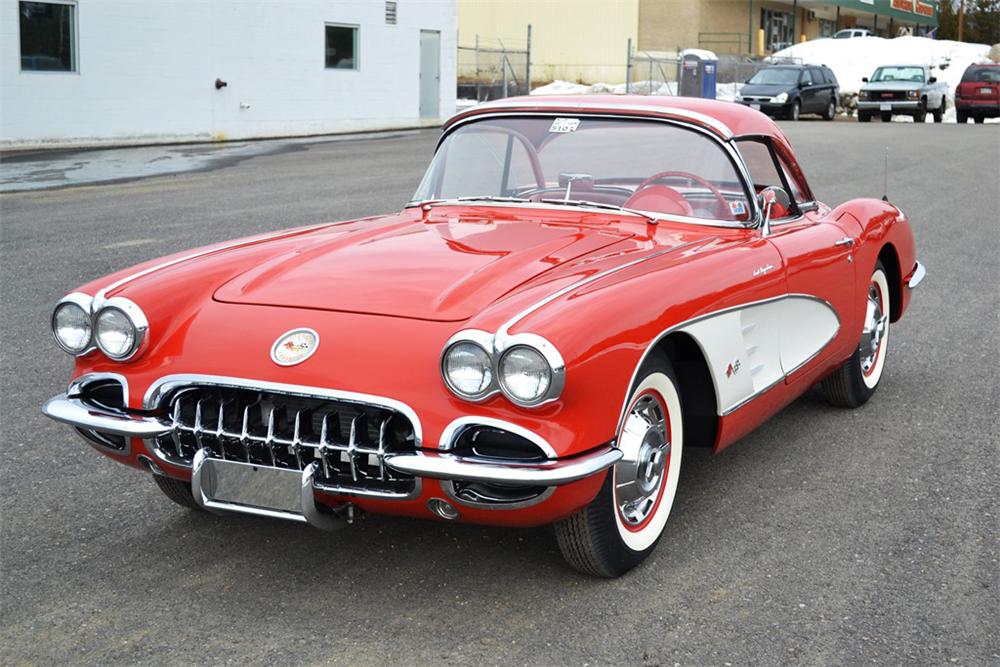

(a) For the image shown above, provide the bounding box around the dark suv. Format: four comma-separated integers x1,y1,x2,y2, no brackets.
736,64,839,121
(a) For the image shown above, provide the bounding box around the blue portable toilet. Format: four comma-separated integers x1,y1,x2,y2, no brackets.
678,49,718,99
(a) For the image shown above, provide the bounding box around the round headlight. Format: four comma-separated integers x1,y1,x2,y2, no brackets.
443,342,493,397
499,346,551,404
52,302,92,354
95,307,138,359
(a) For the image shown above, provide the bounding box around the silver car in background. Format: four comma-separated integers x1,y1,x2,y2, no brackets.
857,65,948,123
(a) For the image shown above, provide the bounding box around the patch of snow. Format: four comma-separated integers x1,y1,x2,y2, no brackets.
456,98,478,112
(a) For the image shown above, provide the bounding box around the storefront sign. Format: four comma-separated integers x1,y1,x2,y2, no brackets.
891,0,915,11
915,1,935,17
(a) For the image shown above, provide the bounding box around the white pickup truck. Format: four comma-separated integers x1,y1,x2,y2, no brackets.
857,64,949,123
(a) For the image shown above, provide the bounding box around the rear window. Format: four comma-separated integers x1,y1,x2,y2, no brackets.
809,68,825,84
823,68,838,85
962,67,1000,83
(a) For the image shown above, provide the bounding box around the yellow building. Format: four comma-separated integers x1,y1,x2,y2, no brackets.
459,0,939,85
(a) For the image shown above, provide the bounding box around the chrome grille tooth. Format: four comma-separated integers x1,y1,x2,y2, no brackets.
291,410,304,470
193,398,206,452
240,403,252,462
319,413,332,478
377,417,389,481
265,407,277,466
169,398,184,459
348,416,360,482
216,398,227,460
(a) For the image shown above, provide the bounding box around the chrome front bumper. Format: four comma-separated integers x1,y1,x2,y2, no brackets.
857,100,921,112
42,393,621,488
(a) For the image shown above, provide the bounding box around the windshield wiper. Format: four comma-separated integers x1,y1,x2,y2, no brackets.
539,198,659,224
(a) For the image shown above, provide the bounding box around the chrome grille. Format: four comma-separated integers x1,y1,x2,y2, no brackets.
152,385,418,498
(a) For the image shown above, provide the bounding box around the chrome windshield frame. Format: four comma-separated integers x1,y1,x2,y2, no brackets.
406,111,762,230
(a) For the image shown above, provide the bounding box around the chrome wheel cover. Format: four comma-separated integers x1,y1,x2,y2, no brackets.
859,282,888,375
615,394,670,527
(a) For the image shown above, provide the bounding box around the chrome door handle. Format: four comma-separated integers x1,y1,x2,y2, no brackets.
834,237,854,247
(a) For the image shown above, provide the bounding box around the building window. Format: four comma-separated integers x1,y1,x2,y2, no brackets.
819,19,836,38
385,1,397,25
19,1,76,72
325,24,358,70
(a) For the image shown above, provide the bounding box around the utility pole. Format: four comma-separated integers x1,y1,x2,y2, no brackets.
958,0,964,41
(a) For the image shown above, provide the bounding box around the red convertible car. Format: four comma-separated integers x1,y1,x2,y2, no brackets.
43,96,924,576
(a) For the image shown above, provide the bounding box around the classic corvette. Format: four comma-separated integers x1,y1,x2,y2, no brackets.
43,96,925,576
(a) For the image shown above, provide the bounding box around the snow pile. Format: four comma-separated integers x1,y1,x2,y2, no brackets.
773,35,995,122
773,35,991,95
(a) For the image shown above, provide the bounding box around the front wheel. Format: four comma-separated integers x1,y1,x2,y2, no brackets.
881,111,892,123
555,355,683,577
789,100,801,121
858,111,872,123
821,262,891,408
914,102,927,123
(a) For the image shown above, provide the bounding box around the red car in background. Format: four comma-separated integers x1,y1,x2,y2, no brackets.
955,63,1000,124
42,96,924,577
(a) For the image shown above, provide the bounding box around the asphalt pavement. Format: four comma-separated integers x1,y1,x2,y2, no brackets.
1,121,998,665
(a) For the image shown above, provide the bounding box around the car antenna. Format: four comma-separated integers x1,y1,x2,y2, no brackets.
882,146,890,202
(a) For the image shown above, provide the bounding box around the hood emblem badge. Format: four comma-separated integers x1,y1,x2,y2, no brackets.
271,328,320,366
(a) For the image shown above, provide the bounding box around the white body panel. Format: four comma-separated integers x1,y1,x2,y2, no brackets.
679,296,840,415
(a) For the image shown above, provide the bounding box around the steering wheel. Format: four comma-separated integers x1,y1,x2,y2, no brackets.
632,171,732,219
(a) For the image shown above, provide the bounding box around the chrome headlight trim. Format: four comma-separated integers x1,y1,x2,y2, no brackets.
51,292,96,356
440,329,500,402
94,297,149,361
495,332,566,408
440,329,565,408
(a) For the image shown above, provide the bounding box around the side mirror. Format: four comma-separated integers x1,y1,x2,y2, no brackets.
862,77,869,83
928,76,937,83
758,186,792,236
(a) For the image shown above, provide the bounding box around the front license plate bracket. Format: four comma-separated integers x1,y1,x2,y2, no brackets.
190,449,345,530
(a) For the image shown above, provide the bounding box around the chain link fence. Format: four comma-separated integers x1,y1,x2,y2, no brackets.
457,27,532,103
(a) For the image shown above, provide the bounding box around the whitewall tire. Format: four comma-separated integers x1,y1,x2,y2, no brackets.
555,354,683,577
821,262,891,408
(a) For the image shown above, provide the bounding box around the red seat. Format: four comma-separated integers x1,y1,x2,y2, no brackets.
624,185,693,217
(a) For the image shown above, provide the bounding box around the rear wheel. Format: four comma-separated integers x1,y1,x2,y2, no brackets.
974,116,985,124
823,99,836,120
881,111,892,123
957,110,968,124
153,474,202,510
821,262,891,408
555,355,683,577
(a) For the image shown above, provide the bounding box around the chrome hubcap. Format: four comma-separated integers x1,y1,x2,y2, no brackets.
859,284,888,374
616,394,669,526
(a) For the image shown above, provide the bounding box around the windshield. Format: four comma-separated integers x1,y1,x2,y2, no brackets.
870,66,925,83
748,68,800,86
412,116,751,223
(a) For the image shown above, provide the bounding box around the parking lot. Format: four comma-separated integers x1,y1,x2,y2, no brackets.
2,122,998,664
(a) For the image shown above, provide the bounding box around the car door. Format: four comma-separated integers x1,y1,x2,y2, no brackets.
737,138,859,376
810,67,833,110
798,69,817,112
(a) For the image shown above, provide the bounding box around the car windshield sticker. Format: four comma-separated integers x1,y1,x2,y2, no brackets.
549,118,580,133
729,200,747,217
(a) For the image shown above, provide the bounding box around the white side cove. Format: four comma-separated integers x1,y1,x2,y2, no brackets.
678,295,840,415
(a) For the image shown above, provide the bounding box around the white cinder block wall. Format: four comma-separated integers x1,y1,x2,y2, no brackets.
0,0,457,148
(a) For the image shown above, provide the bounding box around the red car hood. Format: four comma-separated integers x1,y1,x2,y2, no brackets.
213,211,642,322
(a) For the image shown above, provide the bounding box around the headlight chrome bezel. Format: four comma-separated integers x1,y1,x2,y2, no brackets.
51,292,96,355
441,329,565,408
51,293,149,362
94,297,149,361
772,92,789,104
